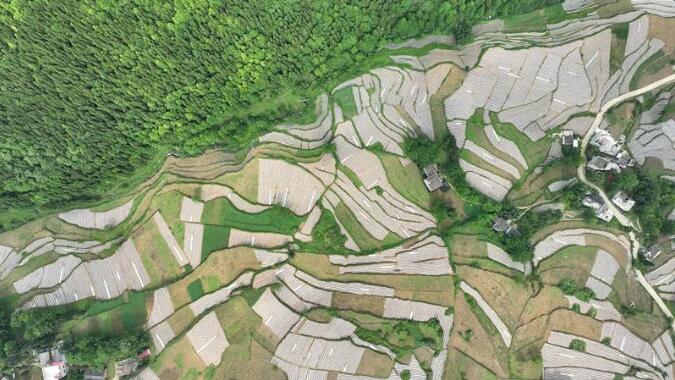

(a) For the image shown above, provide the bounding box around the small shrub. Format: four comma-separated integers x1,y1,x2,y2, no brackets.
569,338,586,352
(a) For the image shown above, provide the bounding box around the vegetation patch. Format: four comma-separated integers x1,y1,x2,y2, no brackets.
202,225,231,260
344,311,444,360
334,201,402,251
187,280,205,301
333,87,358,119
300,207,349,254
201,198,302,235
379,154,431,209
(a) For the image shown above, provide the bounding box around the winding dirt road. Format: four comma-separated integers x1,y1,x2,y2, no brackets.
577,73,675,328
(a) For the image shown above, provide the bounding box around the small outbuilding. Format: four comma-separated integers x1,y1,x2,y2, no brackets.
611,191,635,212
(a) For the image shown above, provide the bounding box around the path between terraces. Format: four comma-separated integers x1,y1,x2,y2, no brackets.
577,73,675,328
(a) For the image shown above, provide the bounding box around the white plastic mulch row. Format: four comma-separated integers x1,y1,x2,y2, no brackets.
259,94,333,148
561,0,593,12
463,140,522,180
299,154,337,187
640,92,671,125
259,130,331,150
274,265,332,307
201,184,270,213
253,268,278,289
13,255,82,294
443,34,604,142
274,332,365,375
333,137,434,229
146,287,175,328
483,124,528,169
183,222,203,268
272,356,328,380
331,139,435,239
149,321,176,353
179,197,204,223
252,288,301,339
547,326,673,378
646,257,675,295
22,240,151,309
547,178,576,193
20,237,54,255
625,15,649,57
447,120,467,148
328,235,453,276
228,228,291,249
292,317,356,340
533,228,630,266
564,295,621,321
369,66,435,140
601,322,666,368
133,367,160,380
321,196,359,252
486,242,526,273
152,212,188,267
460,159,512,201
281,94,333,139
258,159,325,215
459,281,512,347
188,272,253,317
632,0,675,18
652,330,675,367
52,238,116,255
585,249,620,300
273,284,314,313
628,120,675,172
58,199,134,230
350,107,406,156
186,311,229,366
391,356,427,380
254,249,288,268
295,206,322,242
545,331,644,376
294,269,394,297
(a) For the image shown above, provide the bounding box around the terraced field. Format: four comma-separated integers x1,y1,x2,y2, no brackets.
1,2,675,379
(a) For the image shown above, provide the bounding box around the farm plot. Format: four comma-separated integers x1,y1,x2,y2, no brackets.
585,249,621,300
330,137,436,241
133,216,184,286
147,287,174,328
646,257,675,301
328,235,452,276
444,33,604,142
188,272,253,317
259,93,334,150
337,64,450,143
13,255,81,294
227,228,291,249
201,196,303,235
459,281,512,347
257,159,325,215
628,119,675,171
543,320,675,378
291,252,456,306
532,228,631,266
167,247,259,307
22,240,150,308
186,311,229,366
151,212,187,267
58,198,134,230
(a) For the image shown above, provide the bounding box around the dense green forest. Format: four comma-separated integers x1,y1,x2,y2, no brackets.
0,0,559,230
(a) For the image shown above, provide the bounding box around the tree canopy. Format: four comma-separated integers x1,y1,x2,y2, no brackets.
0,0,560,231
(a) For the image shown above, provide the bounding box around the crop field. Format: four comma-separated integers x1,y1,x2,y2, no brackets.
2,5,675,379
